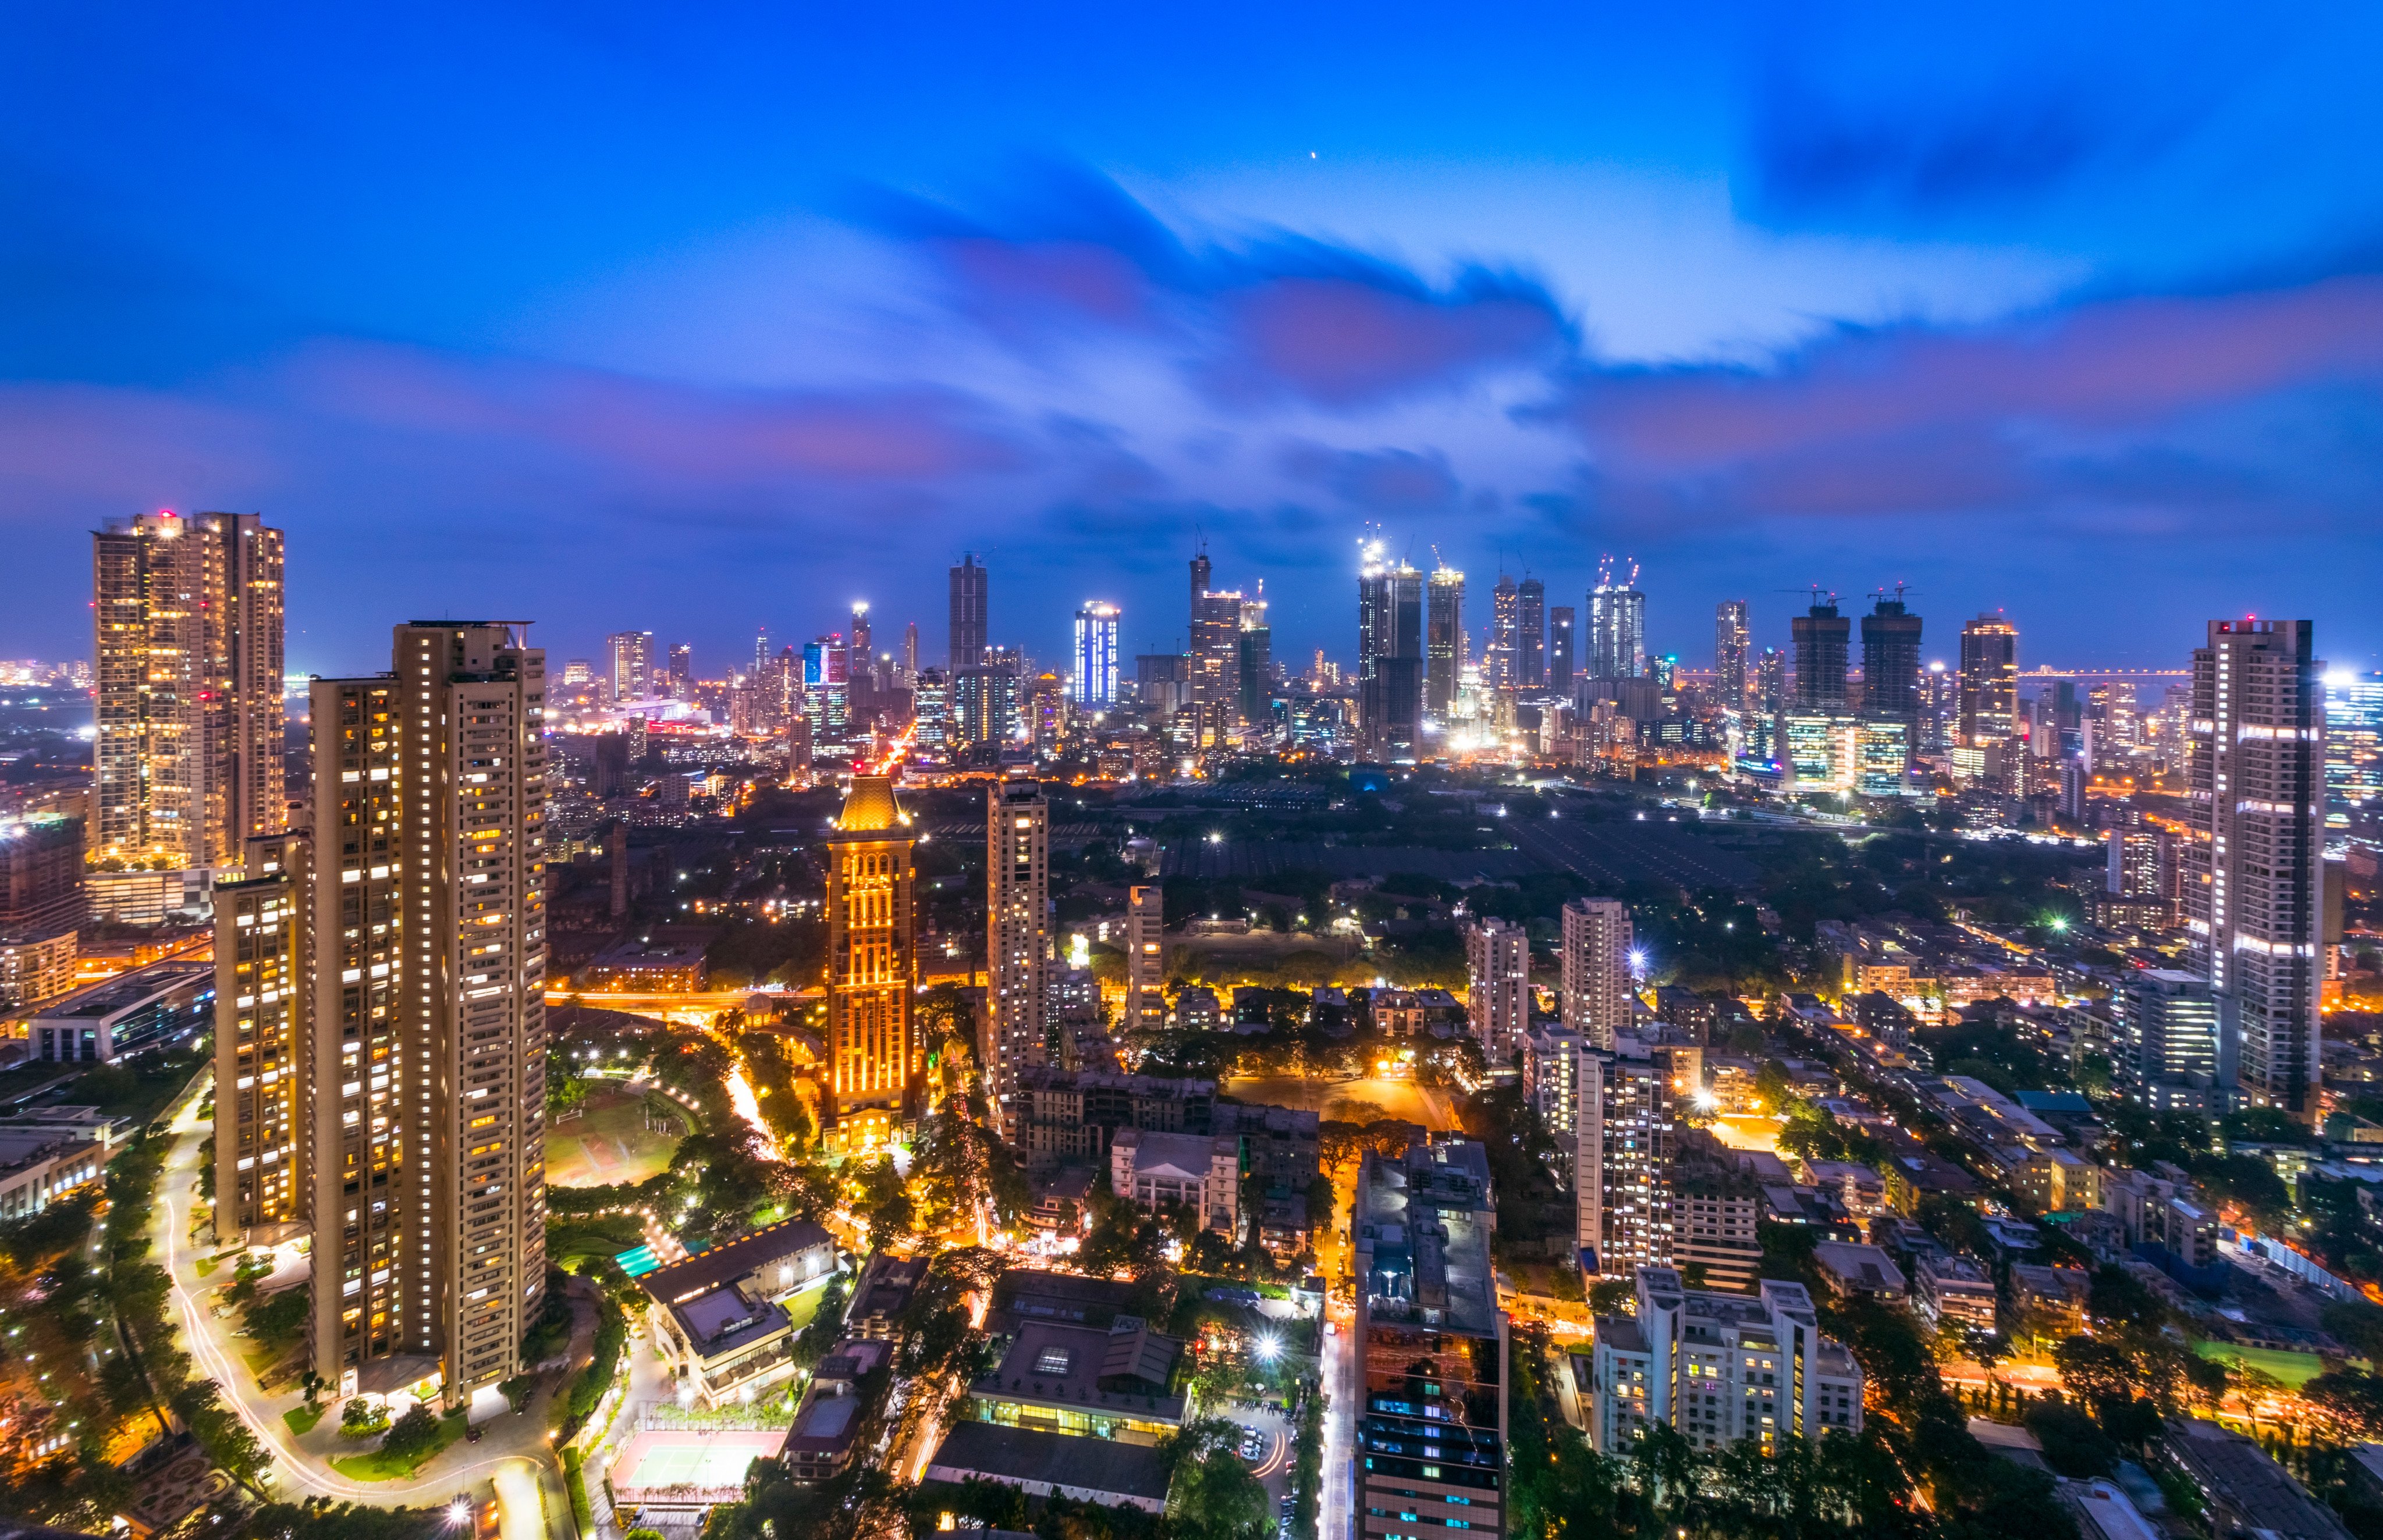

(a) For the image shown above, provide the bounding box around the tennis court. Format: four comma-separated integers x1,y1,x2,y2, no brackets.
610,1429,784,1496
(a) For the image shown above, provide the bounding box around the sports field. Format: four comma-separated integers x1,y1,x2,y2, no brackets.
610,1429,784,1495
2193,1339,2325,1389
547,1089,685,1187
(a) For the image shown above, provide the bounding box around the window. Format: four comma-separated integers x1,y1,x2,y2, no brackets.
1034,1347,1074,1377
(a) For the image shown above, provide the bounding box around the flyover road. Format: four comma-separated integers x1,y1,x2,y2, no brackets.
152,1077,562,1528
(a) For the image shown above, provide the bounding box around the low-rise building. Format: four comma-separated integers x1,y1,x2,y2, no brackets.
638,1220,838,1407
1108,1128,1238,1234
1799,1159,1887,1215
1915,1253,1998,1330
25,961,212,1063
1672,1143,1764,1293
843,1250,931,1340
2010,1263,2091,1333
960,1317,1186,1445
1810,1241,1908,1302
780,1338,892,1483
2161,1417,2352,1540
1589,1266,1865,1455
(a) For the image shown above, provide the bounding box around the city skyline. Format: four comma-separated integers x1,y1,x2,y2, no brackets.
9,9,2383,671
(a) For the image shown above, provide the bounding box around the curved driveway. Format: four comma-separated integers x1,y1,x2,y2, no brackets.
152,1080,565,1527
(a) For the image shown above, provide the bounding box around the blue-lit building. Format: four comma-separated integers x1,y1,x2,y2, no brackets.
27,960,213,1062
1073,602,1120,706
2328,669,2383,850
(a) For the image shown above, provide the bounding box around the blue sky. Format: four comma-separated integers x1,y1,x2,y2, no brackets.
6,2,2383,677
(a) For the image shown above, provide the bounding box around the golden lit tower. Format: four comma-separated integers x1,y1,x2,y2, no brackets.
393,623,549,1402
213,830,310,1244
985,777,1049,1137
307,675,406,1391
93,510,285,870
826,772,918,1150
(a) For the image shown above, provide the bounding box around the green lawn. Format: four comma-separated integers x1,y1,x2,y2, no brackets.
2194,1339,2325,1389
285,1403,325,1436
329,1409,470,1480
781,1276,836,1333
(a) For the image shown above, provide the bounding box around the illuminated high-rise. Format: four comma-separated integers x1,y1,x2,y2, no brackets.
1517,577,1546,689
1789,597,1849,712
826,770,918,1150
2187,620,2325,1123
1425,565,1464,722
949,554,988,670
605,631,652,702
1549,606,1575,694
1561,897,1634,1049
1714,601,1750,711
986,777,1049,1136
1487,572,1519,692
1073,603,1121,706
1586,557,1645,681
2327,670,2383,847
1125,884,1164,1031
1464,918,1529,1065
393,623,549,1399
1958,614,2018,746
93,510,286,872
1860,592,1923,754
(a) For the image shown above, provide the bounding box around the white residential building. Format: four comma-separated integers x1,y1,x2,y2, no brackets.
1590,1266,1864,1454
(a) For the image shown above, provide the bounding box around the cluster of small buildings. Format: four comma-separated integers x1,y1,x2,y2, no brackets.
1011,1066,1325,1260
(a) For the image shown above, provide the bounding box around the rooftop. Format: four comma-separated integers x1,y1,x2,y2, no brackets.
925,1421,1173,1507
635,1218,834,1307
1355,1134,1498,1339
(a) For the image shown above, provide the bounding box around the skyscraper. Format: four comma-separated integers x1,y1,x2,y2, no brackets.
1958,614,2019,746
666,644,692,699
2187,619,2325,1123
949,554,988,670
1425,564,1464,721
1575,1048,1674,1277
303,674,405,1388
605,631,653,702
392,622,549,1400
1517,576,1546,689
222,626,556,1400
1860,592,1923,753
212,830,308,1247
1072,603,1121,706
827,770,918,1151
1789,597,1849,712
1464,918,1530,1065
1561,898,1634,1049
93,510,287,872
1549,606,1576,694
1586,557,1645,681
1488,572,1520,692
986,777,1049,1136
211,669,414,1389
2325,670,2383,845
1714,601,1750,711
848,604,872,688
902,621,919,683
1356,539,1424,678
1358,540,1425,755
1125,884,1164,1031
1236,610,1272,729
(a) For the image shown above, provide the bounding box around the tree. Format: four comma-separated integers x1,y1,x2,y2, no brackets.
2307,1368,2383,1439
379,1404,445,1469
1160,1419,1270,1540
2051,1335,2136,1413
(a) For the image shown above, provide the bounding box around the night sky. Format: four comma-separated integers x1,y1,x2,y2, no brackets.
8,3,2383,678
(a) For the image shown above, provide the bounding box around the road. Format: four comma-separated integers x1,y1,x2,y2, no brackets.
151,1076,564,1531
1320,1308,1355,1540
